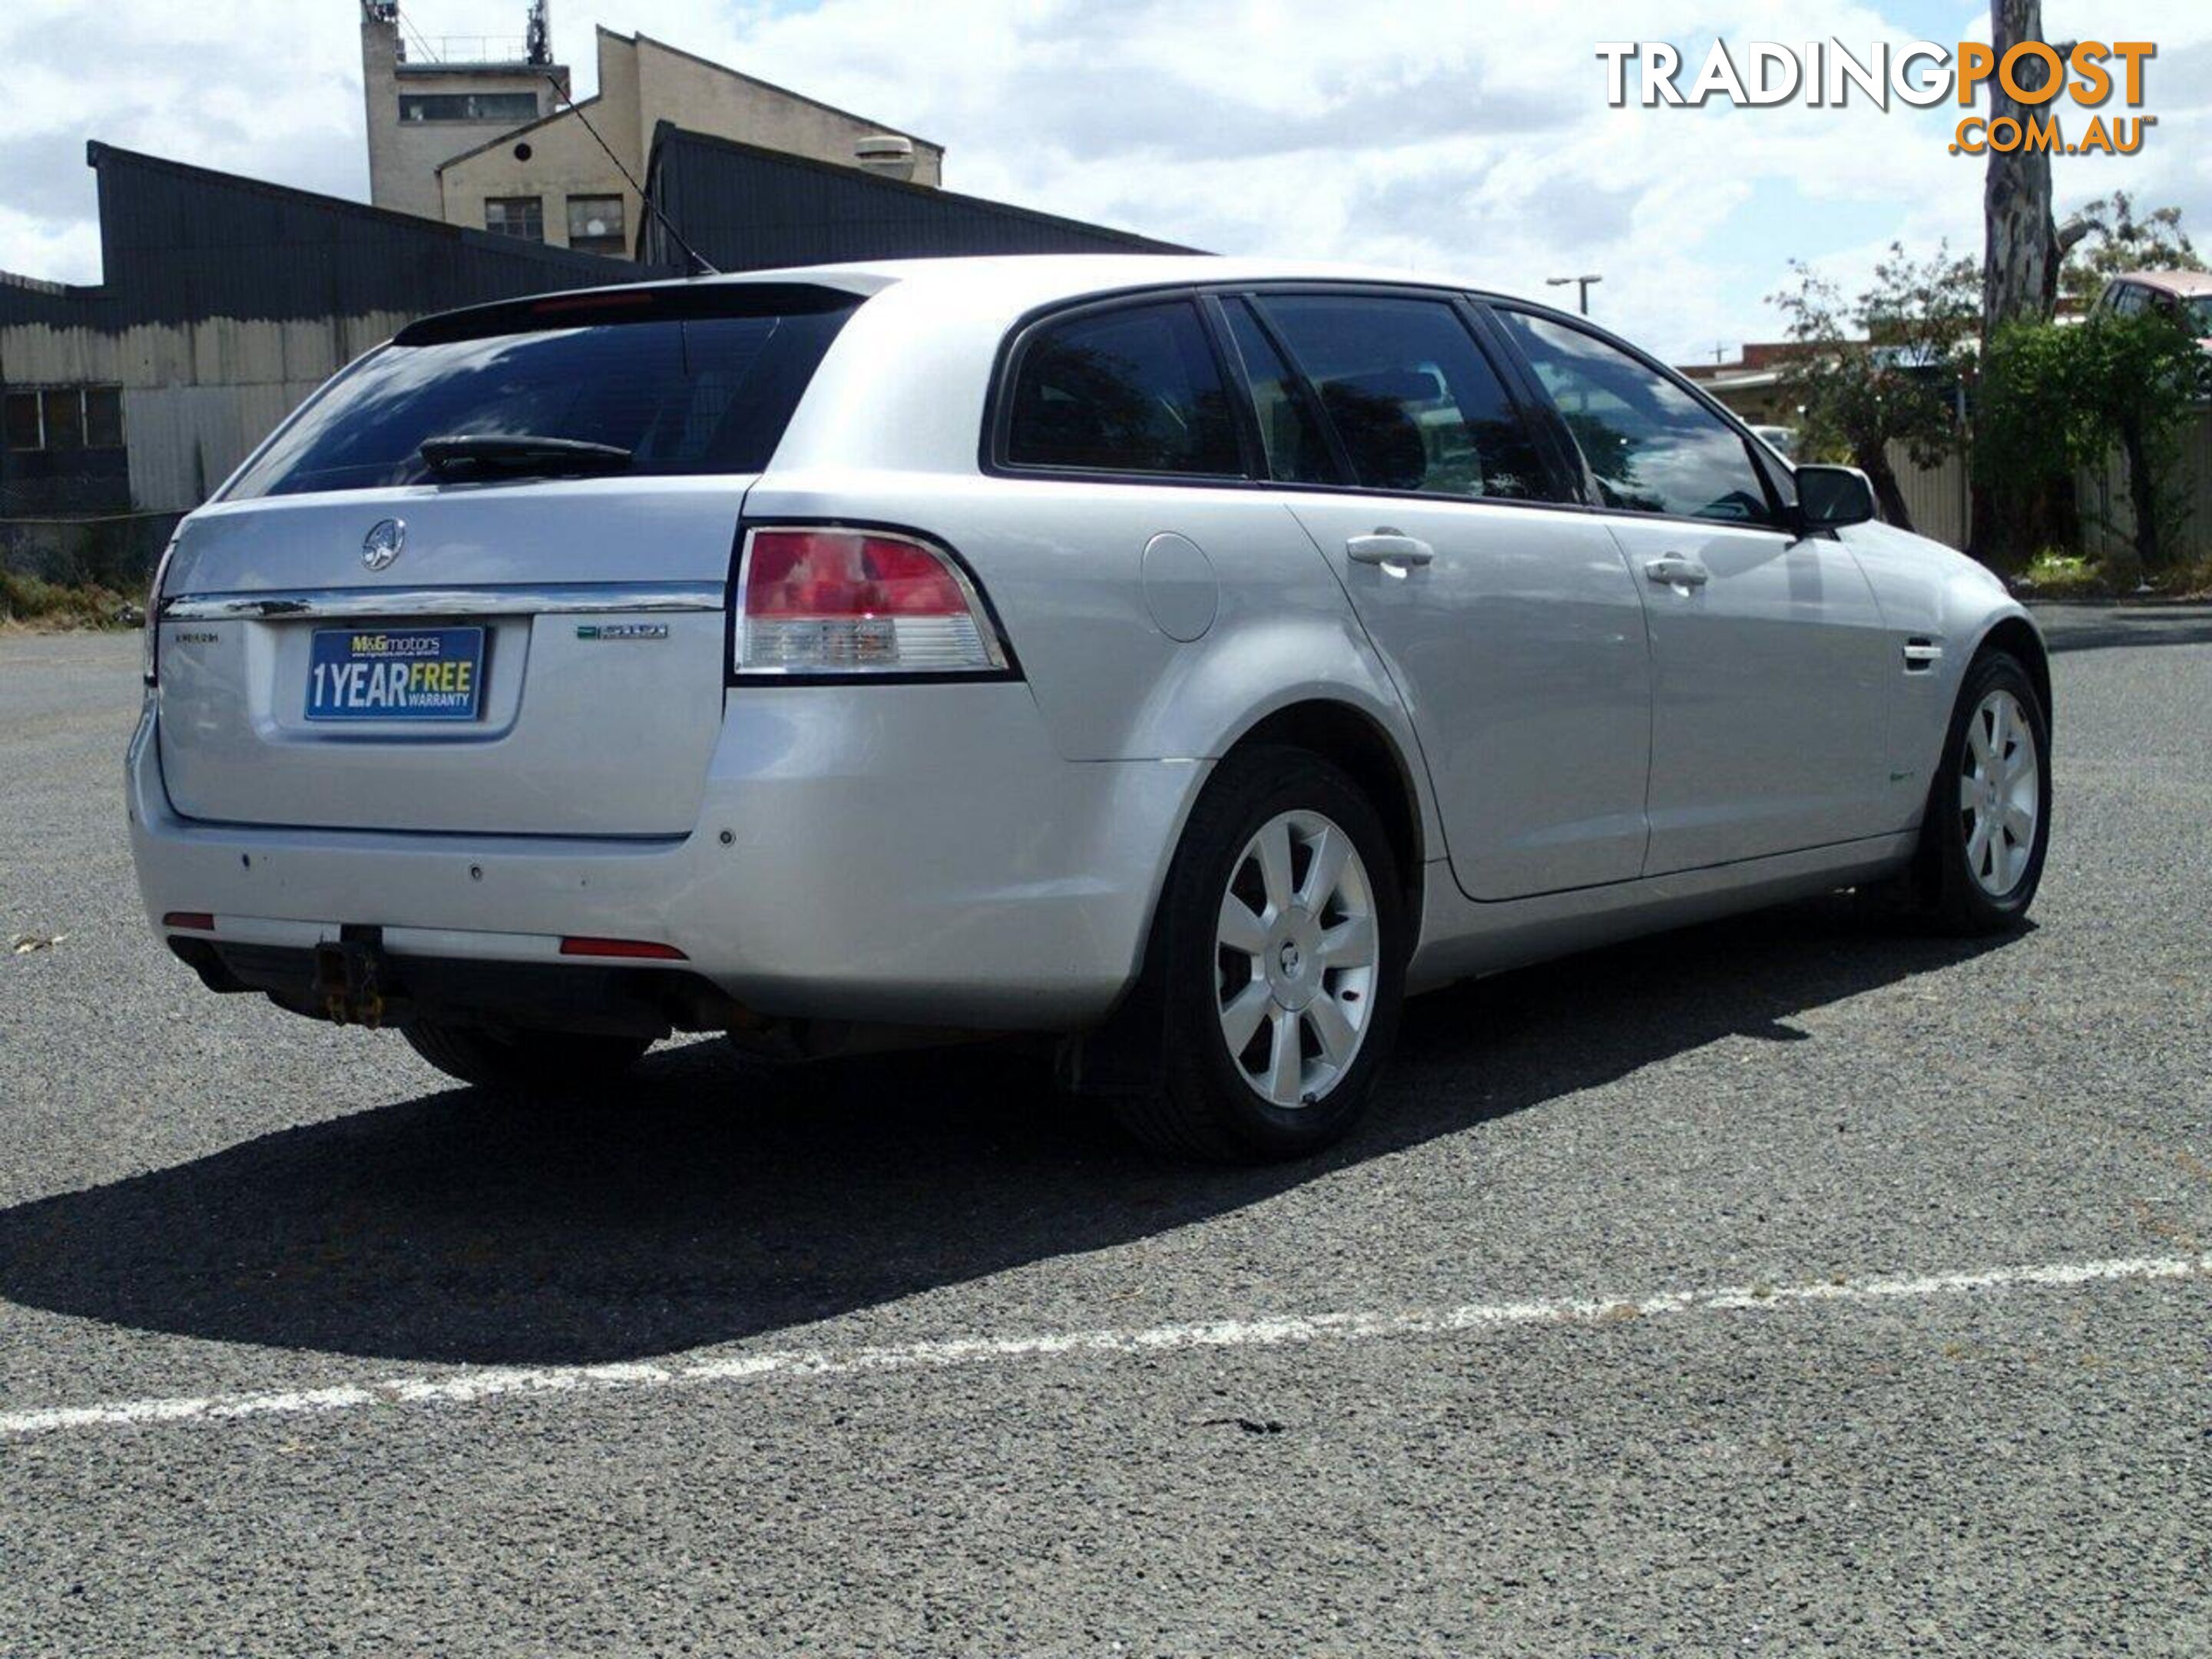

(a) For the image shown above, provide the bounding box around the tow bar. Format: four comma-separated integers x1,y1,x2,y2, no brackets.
314,932,393,1028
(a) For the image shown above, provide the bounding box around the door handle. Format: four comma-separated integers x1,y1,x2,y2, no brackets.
1346,532,1435,568
1643,555,1709,588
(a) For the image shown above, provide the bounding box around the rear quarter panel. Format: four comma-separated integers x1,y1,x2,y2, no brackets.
747,467,1439,849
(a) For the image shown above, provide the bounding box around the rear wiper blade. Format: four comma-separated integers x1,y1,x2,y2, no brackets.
419,434,634,478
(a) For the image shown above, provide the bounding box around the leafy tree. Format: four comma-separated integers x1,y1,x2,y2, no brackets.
1973,323,2081,532
1769,243,1978,532
1965,6,2201,571
1978,309,2203,581
2059,191,2204,306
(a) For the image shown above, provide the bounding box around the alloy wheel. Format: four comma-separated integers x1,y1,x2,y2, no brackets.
1214,810,1379,1108
1959,687,2041,896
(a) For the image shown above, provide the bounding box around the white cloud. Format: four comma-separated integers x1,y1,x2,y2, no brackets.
1,0,2207,360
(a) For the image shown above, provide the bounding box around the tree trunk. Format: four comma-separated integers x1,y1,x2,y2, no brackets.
1971,0,2068,571
1857,443,1916,532
2120,416,2157,583
1981,0,2066,331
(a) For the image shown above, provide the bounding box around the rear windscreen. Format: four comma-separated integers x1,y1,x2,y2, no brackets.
227,300,857,499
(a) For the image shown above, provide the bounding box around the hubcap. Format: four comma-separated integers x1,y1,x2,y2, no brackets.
1215,810,1379,1108
1959,687,2040,897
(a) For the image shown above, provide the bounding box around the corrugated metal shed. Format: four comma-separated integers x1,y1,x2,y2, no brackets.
640,123,1198,272
0,142,661,333
0,145,667,521
1,133,1197,531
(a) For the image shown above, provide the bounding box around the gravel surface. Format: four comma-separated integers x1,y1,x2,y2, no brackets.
1,621,2207,1655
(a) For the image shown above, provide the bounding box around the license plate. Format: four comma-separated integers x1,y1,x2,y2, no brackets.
306,626,485,722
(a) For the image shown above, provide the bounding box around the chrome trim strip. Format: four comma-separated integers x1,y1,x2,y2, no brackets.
161,584,726,622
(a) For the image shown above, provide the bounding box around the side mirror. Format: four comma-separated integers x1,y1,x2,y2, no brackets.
1793,464,1876,531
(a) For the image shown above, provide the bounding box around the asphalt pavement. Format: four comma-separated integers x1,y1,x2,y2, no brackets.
0,613,2207,1655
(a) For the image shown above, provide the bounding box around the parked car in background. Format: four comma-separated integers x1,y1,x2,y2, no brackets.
130,257,2052,1161
2092,270,2212,347
1750,423,1800,459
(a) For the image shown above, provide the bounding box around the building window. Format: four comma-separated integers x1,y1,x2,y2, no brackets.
41,389,84,450
4,386,125,452
485,197,545,242
398,91,541,124
84,387,124,449
566,194,627,257
3,392,41,452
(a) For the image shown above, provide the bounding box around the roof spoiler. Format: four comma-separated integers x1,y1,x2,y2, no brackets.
394,281,863,346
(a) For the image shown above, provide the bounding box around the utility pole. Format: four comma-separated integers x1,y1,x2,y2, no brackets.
1546,273,1603,315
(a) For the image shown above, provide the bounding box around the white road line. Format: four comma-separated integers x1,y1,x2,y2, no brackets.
2,1251,2204,1441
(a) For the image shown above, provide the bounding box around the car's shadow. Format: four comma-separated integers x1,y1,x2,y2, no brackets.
0,899,2021,1367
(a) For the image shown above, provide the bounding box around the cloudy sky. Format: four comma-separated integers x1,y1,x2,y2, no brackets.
1,0,2207,362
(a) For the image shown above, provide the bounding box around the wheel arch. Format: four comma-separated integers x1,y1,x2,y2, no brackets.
1221,698,1429,915
1066,693,1429,1096
1972,614,2053,736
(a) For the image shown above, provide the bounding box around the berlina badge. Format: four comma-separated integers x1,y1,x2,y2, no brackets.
362,518,406,572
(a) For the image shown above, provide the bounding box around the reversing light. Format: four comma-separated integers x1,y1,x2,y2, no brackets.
733,528,1008,675
558,936,688,961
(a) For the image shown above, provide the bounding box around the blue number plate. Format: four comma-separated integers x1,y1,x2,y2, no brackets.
306,626,485,722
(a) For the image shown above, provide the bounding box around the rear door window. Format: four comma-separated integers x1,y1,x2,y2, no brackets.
1498,310,1777,524
1002,300,1241,477
1253,293,1557,501
1218,299,1339,485
227,293,858,499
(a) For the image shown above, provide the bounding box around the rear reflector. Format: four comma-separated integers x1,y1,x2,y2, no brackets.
558,936,688,961
163,912,217,932
735,528,1007,675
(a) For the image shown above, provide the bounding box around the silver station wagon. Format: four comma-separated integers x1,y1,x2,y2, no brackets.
131,256,2051,1161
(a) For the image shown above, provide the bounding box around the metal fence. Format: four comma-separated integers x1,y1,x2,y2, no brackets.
1887,442,1974,551
2074,409,2212,563
1885,407,2212,559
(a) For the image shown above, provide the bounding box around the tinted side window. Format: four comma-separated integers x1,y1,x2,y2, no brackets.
1220,300,1337,485
1005,301,1240,477
1256,295,1555,501
1501,311,1774,523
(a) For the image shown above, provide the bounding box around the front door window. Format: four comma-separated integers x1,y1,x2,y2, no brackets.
1498,310,1774,524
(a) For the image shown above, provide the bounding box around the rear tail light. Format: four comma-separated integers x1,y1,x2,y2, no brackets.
141,533,181,686
733,528,1008,676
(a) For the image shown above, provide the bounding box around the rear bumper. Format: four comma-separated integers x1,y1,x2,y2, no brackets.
171,936,738,1041
127,683,1202,1030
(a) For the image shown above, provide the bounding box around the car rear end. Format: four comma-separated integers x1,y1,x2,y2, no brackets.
128,273,1178,1047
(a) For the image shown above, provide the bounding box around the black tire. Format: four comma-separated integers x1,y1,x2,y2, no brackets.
402,1020,651,1093
1114,746,1407,1163
1905,648,2052,935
